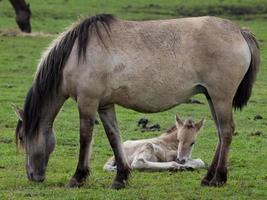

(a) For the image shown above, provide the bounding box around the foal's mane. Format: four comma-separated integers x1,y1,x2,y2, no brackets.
164,125,177,135
23,14,115,138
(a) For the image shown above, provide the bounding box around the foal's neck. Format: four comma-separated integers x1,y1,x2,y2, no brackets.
159,131,178,147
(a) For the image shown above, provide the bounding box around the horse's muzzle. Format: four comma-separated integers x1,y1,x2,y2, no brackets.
27,171,45,182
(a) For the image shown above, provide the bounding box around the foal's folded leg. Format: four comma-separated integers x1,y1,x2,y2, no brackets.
131,158,185,171
184,159,206,170
131,144,184,171
103,156,117,171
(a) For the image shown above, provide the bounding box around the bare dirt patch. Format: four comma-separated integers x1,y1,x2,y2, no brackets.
0,28,56,37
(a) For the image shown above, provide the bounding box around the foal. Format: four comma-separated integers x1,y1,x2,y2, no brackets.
104,115,205,171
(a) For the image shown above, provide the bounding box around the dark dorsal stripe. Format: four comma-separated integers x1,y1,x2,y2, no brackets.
165,125,177,134
23,14,115,138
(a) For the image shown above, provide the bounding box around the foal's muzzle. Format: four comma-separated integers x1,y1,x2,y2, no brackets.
176,158,186,165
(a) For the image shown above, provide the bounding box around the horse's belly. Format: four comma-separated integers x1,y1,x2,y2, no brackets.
101,42,198,112
108,82,195,113
115,95,187,113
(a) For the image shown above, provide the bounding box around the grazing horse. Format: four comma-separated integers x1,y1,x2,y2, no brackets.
104,115,206,171
9,0,31,33
13,14,259,189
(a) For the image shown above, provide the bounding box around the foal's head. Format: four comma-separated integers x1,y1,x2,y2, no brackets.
13,104,55,182
175,115,204,164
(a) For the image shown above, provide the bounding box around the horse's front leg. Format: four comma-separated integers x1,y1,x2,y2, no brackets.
67,100,98,188
99,105,130,189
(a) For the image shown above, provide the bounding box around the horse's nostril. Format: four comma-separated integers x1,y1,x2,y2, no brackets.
27,171,34,180
27,172,45,182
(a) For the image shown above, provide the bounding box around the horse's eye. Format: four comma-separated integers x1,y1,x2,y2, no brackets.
190,142,195,146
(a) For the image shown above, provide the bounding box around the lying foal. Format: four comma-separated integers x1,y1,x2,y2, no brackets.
104,115,205,171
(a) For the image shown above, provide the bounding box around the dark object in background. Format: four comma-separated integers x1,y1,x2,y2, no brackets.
137,118,148,128
137,117,160,132
251,131,263,136
147,124,160,131
9,0,31,33
254,114,263,120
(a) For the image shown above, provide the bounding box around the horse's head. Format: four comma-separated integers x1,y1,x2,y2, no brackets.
16,4,31,33
13,104,55,182
175,114,204,164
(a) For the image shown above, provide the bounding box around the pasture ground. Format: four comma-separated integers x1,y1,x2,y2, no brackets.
0,0,267,199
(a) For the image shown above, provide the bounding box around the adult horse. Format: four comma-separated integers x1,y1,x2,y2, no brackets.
14,14,259,189
9,0,31,33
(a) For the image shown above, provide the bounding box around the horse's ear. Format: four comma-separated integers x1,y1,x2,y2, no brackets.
175,114,183,127
195,118,205,132
11,103,23,121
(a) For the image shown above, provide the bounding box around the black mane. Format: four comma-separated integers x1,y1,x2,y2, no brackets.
23,14,115,138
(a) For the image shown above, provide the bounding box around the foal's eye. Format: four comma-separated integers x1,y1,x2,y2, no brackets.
190,142,195,146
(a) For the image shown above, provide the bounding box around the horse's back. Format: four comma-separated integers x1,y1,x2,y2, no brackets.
63,16,251,112
108,17,250,108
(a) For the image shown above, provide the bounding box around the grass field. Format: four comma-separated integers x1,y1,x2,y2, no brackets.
0,0,267,199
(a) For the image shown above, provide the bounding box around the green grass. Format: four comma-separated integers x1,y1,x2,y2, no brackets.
0,0,267,199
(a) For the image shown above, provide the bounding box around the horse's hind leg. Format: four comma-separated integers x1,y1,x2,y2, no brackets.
202,96,235,187
201,95,221,185
67,99,98,188
99,105,130,189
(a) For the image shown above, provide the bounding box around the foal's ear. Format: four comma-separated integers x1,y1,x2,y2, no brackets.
175,114,183,127
195,119,205,132
11,103,23,121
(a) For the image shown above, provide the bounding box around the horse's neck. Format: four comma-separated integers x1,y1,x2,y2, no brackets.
39,92,66,129
9,0,30,13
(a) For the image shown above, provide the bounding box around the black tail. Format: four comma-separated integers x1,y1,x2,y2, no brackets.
233,29,260,110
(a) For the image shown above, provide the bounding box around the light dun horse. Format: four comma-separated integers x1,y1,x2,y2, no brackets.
14,14,259,189
104,115,205,171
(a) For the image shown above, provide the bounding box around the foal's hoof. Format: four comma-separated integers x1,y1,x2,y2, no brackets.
66,178,84,188
111,181,125,190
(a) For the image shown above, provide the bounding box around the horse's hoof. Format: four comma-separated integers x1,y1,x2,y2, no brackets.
201,178,210,186
66,177,84,188
208,178,226,187
111,181,125,190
